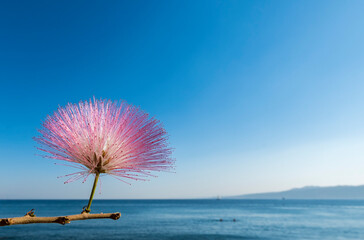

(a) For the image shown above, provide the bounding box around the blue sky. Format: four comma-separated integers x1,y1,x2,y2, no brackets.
2,0,364,199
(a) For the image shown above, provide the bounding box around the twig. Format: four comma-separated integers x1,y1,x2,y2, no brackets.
0,209,121,226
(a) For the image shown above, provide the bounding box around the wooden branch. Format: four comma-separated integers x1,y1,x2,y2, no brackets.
0,209,121,226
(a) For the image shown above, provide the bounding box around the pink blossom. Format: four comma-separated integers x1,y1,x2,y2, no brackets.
34,98,174,184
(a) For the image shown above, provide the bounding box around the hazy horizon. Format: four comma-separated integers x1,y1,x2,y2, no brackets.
2,1,364,199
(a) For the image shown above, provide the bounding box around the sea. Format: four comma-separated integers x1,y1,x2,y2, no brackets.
1,199,364,240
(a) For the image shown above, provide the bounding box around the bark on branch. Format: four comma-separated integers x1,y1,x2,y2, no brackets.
0,209,121,226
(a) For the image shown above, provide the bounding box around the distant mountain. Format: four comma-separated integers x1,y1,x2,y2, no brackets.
230,185,364,199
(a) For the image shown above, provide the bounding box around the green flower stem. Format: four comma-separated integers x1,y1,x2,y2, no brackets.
85,173,100,213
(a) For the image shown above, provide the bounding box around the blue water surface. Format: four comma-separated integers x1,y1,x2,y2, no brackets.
0,199,363,239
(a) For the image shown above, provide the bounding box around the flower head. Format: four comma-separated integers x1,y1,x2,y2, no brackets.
34,98,174,184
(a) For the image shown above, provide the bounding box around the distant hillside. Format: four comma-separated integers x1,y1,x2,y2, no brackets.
231,185,364,199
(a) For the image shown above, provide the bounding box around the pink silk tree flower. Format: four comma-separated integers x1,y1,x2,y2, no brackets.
34,98,174,212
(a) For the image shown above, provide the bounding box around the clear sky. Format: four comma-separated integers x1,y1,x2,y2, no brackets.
1,0,364,199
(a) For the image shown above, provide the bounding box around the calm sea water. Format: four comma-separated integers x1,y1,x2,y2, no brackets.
1,199,364,239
